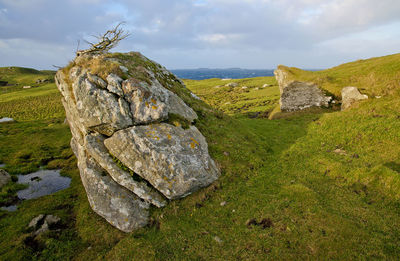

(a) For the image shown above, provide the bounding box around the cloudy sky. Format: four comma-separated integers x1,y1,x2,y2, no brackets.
0,0,399,70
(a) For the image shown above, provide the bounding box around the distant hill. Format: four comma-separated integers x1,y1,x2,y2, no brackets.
0,67,56,94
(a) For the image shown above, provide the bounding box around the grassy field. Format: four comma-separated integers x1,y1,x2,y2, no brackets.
0,53,400,260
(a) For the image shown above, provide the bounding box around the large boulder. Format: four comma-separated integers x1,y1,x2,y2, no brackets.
56,52,219,232
341,86,368,110
279,81,332,111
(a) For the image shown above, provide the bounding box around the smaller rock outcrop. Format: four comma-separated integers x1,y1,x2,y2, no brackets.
341,86,368,110
274,66,332,112
279,81,332,111
0,169,11,188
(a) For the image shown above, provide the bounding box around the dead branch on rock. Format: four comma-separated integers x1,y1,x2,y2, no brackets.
76,22,130,56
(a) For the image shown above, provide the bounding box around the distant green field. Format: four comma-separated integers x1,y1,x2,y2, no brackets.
1,53,400,260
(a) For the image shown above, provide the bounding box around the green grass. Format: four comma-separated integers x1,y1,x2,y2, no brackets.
185,77,279,115
0,53,400,260
0,66,55,94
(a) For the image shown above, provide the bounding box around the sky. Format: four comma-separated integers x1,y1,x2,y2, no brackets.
0,0,399,70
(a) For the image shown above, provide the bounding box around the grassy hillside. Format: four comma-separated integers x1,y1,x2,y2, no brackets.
278,53,400,98
0,66,56,94
1,54,400,260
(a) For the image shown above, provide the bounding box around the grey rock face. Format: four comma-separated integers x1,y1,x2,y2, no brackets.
0,169,11,188
274,66,292,93
84,133,166,207
104,124,219,199
122,79,197,124
279,81,332,111
56,52,219,232
72,138,149,232
341,86,368,110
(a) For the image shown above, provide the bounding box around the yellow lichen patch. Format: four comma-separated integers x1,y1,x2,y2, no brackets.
139,98,143,102
124,218,128,222
152,105,158,110
190,138,199,145
151,98,157,104
154,136,160,140
167,134,172,140
173,121,181,127
190,142,196,149
145,101,149,107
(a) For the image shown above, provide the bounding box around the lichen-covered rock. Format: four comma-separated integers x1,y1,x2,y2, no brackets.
71,138,149,232
122,79,197,124
341,86,368,110
279,81,332,111
274,66,332,111
84,133,166,207
56,51,219,232
104,123,219,199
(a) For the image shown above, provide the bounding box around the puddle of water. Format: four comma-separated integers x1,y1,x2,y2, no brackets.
17,169,71,200
1,205,17,212
0,117,14,123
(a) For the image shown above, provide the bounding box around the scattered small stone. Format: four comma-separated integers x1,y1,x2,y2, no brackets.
232,209,236,213
241,86,248,89
214,85,222,88
220,201,227,206
225,82,238,87
29,214,61,236
213,236,223,244
0,117,14,123
375,96,382,99
0,169,11,188
221,78,232,81
333,149,347,155
119,65,129,73
262,84,271,88
191,92,201,100
44,214,61,227
28,214,46,230
23,86,31,89
254,87,259,90
223,151,230,156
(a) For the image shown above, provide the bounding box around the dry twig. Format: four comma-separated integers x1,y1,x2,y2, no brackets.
76,22,129,56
